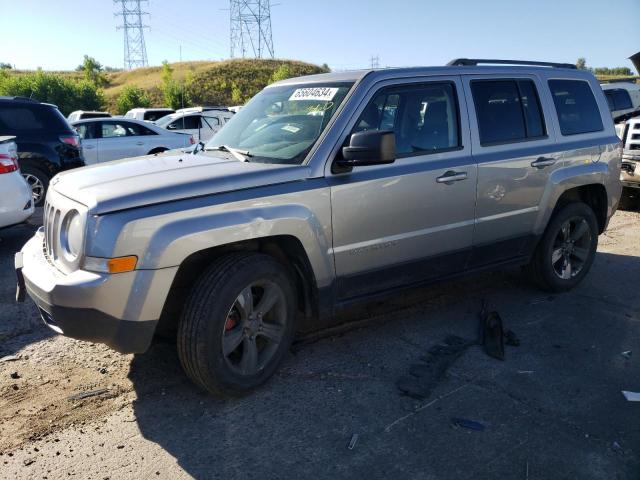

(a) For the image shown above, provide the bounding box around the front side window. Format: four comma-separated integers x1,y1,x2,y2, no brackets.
352,83,460,156
471,79,546,145
548,80,603,136
205,83,353,164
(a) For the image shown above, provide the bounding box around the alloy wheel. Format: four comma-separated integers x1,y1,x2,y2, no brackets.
221,280,287,376
551,216,592,280
22,173,45,204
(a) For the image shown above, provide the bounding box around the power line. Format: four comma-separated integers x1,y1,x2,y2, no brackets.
114,0,149,69
230,0,274,59
370,54,380,69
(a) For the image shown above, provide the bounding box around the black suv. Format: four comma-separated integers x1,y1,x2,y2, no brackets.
0,97,84,206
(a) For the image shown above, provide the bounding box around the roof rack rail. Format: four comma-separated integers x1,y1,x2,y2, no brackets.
447,58,577,69
0,96,40,102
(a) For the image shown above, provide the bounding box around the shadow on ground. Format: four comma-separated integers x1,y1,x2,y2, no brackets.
0,216,53,357
128,252,640,479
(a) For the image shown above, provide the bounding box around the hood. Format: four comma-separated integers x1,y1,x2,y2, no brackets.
51,152,311,214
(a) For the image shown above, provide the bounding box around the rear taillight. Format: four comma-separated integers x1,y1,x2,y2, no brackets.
59,134,81,148
0,153,19,174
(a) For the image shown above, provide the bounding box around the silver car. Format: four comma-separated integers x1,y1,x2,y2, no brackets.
17,59,622,396
72,118,193,164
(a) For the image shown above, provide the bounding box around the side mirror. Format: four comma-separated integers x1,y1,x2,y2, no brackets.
336,130,396,170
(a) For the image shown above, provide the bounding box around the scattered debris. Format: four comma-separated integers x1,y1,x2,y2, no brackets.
11,384,18,391
451,417,486,431
9,372,20,379
68,388,109,402
396,335,472,399
23,458,35,466
621,351,632,359
622,391,640,402
116,445,125,449
480,301,505,360
99,368,108,375
518,370,534,374
348,434,359,450
504,329,520,347
0,355,20,363
612,441,623,452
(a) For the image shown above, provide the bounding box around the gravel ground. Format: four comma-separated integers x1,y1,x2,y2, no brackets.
0,206,639,480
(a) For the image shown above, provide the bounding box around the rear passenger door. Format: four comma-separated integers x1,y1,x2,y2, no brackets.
329,77,478,300
463,76,560,267
75,123,99,165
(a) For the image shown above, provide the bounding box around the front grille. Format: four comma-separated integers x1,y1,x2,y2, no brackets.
630,144,640,151
43,200,62,262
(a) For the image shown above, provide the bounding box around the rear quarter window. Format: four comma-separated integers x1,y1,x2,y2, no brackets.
0,104,71,133
548,80,603,136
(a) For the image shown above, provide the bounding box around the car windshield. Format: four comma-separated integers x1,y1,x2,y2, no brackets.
155,114,179,127
204,83,353,164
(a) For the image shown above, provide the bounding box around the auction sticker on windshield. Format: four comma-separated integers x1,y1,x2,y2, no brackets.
289,87,339,102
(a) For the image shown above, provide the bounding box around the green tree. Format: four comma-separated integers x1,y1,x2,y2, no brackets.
0,62,12,70
160,61,183,109
576,57,587,70
270,64,293,83
0,70,103,115
116,85,150,115
78,55,107,87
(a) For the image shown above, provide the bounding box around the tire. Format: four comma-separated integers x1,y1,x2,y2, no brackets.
527,202,599,292
20,165,50,207
177,252,297,396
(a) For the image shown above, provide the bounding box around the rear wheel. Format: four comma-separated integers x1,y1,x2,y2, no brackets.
527,202,599,292
177,252,296,396
20,165,49,207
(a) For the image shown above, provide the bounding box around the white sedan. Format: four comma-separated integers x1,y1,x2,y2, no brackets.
0,136,33,229
72,118,194,165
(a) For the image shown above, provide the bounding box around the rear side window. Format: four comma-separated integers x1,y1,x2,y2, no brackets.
0,104,70,133
169,115,200,130
548,80,603,135
604,89,633,111
144,111,173,121
471,80,546,145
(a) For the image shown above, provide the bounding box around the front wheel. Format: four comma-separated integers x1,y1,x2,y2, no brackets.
527,202,599,292
177,252,296,396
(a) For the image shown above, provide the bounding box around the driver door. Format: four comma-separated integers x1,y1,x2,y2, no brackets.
328,77,477,300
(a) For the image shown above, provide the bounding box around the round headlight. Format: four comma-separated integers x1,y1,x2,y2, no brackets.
62,210,84,258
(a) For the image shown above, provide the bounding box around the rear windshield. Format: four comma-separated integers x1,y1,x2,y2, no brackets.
0,104,71,134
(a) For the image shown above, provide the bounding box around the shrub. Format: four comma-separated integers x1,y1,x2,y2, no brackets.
115,85,151,115
0,70,103,115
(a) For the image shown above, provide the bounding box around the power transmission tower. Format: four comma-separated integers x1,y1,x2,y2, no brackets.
230,0,274,59
114,0,149,69
370,55,380,69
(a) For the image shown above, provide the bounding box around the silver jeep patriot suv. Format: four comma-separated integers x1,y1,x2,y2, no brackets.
16,59,622,395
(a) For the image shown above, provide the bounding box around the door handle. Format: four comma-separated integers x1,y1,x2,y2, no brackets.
84,145,95,150
436,171,468,184
136,141,144,146
531,157,556,168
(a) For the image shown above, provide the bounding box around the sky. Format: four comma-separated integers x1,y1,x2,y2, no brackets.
1,0,639,72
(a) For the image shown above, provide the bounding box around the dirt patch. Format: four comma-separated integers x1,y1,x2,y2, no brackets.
0,337,135,453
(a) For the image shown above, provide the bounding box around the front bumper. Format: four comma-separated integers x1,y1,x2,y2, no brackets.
17,231,177,353
621,157,639,189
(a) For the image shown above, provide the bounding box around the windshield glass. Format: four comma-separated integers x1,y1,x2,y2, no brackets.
204,83,353,164
155,114,179,127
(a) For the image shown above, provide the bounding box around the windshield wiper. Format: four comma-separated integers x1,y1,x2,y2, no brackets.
205,144,252,162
